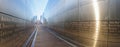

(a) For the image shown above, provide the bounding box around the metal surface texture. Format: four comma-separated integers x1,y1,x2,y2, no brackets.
0,12,35,47
44,0,120,47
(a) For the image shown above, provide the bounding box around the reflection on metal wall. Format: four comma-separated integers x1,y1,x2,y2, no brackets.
0,12,35,47
46,0,120,47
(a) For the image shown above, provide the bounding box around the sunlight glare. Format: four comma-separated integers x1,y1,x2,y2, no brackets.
92,0,100,47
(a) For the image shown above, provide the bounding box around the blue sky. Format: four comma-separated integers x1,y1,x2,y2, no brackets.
0,0,49,20
0,0,61,20
45,0,60,11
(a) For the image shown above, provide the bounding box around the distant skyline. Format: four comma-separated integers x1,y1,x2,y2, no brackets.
0,0,48,20
33,0,48,20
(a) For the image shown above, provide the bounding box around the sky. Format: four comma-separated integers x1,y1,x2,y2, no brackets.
45,0,60,12
43,0,77,19
32,0,48,20
33,0,48,16
0,0,73,20
0,0,48,20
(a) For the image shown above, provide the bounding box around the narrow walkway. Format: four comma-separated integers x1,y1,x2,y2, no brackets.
34,26,71,47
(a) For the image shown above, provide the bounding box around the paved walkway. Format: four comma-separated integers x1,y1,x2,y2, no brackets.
34,26,71,47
